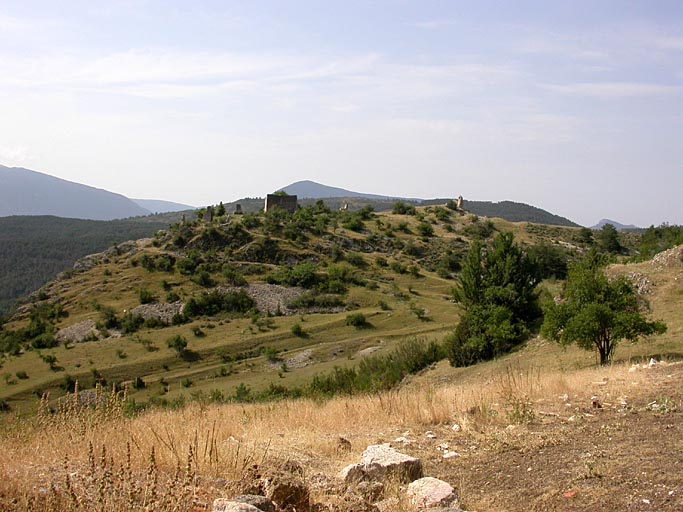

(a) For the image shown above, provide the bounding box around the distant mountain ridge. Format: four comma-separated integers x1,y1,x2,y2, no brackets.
591,218,641,231
132,199,195,213
275,180,579,227
280,180,418,201
0,165,150,220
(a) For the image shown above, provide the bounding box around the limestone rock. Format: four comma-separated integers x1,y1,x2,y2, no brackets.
232,495,276,512
341,444,423,484
56,319,99,343
213,499,263,512
407,477,459,510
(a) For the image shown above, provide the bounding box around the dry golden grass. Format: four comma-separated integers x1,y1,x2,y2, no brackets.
0,355,657,511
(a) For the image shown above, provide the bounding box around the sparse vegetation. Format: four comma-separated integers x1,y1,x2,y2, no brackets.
542,251,667,364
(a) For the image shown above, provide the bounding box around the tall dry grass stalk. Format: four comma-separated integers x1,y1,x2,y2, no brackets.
0,360,650,510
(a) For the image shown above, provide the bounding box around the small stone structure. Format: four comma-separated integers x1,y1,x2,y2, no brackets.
264,194,298,213
234,203,243,214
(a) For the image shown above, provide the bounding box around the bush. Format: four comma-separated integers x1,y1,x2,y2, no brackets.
192,270,216,287
139,290,157,304
345,312,369,328
267,262,318,288
233,382,252,402
291,322,306,337
184,290,255,318
222,264,247,286
288,291,344,309
121,313,144,334
463,219,495,239
309,338,443,397
167,334,188,355
392,202,416,215
417,222,435,237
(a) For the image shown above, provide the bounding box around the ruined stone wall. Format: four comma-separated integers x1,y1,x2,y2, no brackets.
264,194,298,213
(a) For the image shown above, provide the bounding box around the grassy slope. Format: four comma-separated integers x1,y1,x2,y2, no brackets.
0,208,681,510
0,207,584,413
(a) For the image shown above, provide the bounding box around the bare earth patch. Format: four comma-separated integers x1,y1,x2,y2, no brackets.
404,362,683,511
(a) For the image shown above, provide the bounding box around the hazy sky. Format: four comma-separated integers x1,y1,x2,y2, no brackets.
1,1,682,227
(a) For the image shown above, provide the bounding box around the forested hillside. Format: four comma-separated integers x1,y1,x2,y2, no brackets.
0,216,173,314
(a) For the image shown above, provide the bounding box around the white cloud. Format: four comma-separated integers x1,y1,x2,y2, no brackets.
543,82,681,97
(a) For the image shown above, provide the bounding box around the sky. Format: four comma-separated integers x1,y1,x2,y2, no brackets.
0,1,682,227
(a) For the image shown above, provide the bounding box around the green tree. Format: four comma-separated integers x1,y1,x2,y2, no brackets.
596,223,622,254
447,232,540,366
542,252,666,365
527,242,569,279
576,227,594,246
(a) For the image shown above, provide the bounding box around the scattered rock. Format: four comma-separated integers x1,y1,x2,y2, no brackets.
231,495,276,512
650,245,683,270
130,301,184,324
55,319,98,343
341,444,423,485
213,499,263,512
626,271,653,295
407,477,459,510
442,451,460,459
393,436,412,445
275,349,314,370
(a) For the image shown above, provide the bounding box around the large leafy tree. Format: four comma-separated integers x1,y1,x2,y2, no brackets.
447,232,541,366
542,252,666,365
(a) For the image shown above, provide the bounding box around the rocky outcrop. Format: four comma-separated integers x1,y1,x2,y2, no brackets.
213,494,276,512
130,301,184,324
217,284,304,316
213,500,264,512
340,444,423,485
407,477,459,510
55,319,98,343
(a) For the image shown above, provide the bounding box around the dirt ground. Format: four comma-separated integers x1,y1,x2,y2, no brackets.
402,362,683,511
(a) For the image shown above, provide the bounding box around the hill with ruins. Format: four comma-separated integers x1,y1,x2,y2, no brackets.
0,197,681,511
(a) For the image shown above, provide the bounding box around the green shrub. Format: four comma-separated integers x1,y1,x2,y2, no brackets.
288,291,344,309
291,323,306,337
167,334,188,355
345,312,368,328
392,202,416,215
222,264,247,286
417,222,435,237
184,290,255,318
267,262,319,288
309,338,443,397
